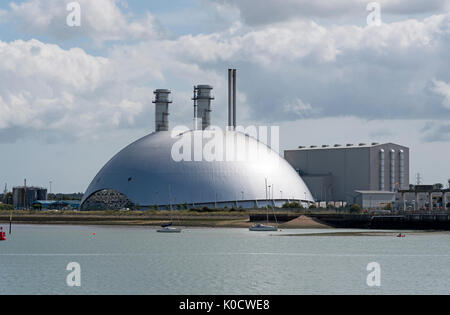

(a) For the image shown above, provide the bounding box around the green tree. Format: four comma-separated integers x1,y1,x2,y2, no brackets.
0,203,13,210
282,202,303,209
2,192,13,205
350,204,362,214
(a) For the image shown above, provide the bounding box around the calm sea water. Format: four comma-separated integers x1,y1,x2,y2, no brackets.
1,224,450,295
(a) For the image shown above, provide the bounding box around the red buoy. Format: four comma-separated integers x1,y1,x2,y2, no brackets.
0,227,6,241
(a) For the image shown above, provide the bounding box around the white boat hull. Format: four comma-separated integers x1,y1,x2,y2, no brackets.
157,227,182,233
249,225,278,232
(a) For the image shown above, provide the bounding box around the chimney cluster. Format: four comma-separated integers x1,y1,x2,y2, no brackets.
153,69,237,132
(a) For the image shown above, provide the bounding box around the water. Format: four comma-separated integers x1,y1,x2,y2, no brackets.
1,224,450,295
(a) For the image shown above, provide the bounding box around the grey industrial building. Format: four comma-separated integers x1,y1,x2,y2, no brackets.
13,186,47,210
354,190,396,210
284,143,410,207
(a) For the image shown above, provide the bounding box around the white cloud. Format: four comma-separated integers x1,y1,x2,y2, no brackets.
9,0,161,42
432,79,450,109
283,98,318,119
0,38,240,142
154,13,448,68
1,7,450,144
421,121,450,142
211,0,450,25
0,39,148,139
130,13,450,123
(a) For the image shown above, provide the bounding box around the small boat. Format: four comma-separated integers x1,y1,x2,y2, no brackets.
156,192,182,233
157,226,182,233
249,194,279,232
249,224,278,232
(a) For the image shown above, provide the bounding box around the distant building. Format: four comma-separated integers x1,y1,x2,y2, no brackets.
399,185,450,211
48,193,83,201
285,143,410,205
354,191,396,210
32,200,80,211
13,186,47,209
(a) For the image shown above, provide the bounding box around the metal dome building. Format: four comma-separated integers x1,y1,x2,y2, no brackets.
81,70,314,210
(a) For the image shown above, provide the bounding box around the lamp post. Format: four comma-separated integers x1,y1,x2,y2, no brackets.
265,178,268,199
168,185,172,211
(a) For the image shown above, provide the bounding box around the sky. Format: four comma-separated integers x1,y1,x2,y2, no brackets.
0,0,450,193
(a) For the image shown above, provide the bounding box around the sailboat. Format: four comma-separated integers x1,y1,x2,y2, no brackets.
157,216,182,233
249,223,278,232
249,205,279,231
250,179,279,232
157,222,182,233
157,187,182,233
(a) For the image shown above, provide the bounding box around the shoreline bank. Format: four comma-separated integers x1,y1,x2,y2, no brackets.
0,211,331,229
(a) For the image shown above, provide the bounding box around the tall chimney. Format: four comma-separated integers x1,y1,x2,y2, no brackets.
228,69,233,130
153,89,172,132
193,85,214,130
233,69,237,130
228,69,237,130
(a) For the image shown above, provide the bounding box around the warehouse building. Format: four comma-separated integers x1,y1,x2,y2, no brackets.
284,143,410,206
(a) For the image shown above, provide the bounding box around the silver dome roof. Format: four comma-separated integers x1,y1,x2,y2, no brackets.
81,130,314,209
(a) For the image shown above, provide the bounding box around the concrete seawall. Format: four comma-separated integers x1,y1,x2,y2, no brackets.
310,214,450,230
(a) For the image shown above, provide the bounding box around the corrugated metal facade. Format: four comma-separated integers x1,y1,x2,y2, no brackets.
284,143,410,203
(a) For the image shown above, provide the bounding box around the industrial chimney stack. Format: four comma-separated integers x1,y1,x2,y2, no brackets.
153,89,172,132
193,85,214,130
228,69,237,130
